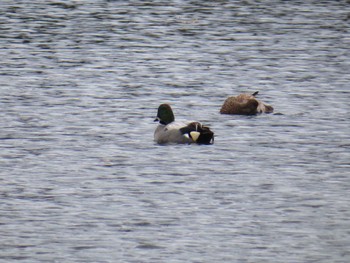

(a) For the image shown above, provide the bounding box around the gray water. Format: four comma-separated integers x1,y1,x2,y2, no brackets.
1,1,350,262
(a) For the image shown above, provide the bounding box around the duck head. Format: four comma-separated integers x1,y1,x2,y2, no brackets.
154,104,175,125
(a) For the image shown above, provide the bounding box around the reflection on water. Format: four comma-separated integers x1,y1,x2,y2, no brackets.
1,1,350,262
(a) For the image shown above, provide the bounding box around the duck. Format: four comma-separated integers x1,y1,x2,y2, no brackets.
154,104,214,144
220,91,274,115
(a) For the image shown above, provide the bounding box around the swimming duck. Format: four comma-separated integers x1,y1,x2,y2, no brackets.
154,104,214,144
220,91,274,115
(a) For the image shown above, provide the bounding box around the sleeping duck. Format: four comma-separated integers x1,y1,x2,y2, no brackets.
220,91,274,115
154,104,214,144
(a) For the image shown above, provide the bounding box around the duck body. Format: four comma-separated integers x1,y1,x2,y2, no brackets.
154,104,214,145
220,91,274,115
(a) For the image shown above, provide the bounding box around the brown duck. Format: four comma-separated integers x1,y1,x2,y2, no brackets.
220,91,274,115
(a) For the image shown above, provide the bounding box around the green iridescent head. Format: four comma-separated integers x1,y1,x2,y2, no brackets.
154,104,175,125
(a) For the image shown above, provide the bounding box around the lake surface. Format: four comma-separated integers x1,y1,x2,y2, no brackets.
1,1,350,262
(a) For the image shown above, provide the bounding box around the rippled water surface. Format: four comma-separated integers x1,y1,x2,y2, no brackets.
1,1,350,262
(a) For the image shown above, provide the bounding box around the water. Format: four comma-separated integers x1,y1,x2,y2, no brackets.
1,1,350,262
